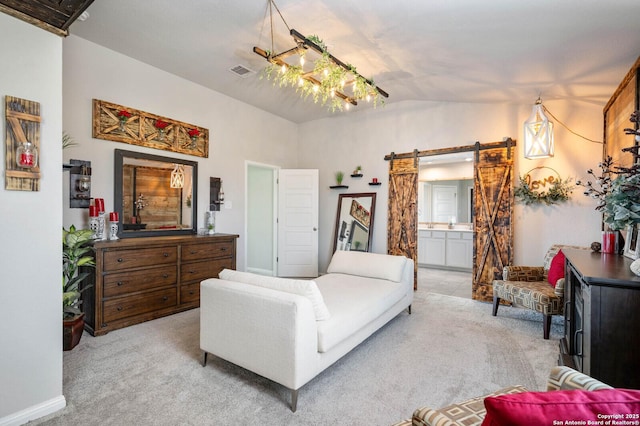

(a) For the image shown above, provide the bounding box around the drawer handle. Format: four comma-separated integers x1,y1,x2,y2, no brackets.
220,247,227,251
163,252,169,257
189,270,196,274
162,296,169,301
117,306,123,311
117,258,124,263
190,250,197,254
163,274,169,278
189,291,195,295
117,281,124,286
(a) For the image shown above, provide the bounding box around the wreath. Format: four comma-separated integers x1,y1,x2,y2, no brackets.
514,167,574,206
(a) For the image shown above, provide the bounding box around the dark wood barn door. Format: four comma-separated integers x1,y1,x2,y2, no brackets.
472,146,514,301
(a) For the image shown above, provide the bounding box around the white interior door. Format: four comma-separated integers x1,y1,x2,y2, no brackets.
277,169,319,277
432,185,457,222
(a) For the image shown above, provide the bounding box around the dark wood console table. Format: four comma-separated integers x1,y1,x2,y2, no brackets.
560,249,640,388
83,233,238,336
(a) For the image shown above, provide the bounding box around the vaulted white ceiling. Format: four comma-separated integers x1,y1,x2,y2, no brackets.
69,0,640,123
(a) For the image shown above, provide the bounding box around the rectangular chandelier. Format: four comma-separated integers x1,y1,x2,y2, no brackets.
254,28,389,112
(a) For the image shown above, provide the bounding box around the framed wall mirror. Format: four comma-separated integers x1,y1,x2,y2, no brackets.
332,192,376,253
114,149,198,238
418,153,474,227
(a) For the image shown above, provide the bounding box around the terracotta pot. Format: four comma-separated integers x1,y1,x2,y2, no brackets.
63,313,85,351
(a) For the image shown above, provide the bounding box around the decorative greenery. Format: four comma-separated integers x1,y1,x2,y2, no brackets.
514,168,574,205
260,33,383,112
577,111,640,230
63,225,95,319
335,171,345,185
62,131,77,149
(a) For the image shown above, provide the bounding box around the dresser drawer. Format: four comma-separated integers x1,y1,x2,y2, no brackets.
103,266,177,298
180,282,200,304
103,288,177,323
180,258,232,283
103,246,177,271
182,241,234,261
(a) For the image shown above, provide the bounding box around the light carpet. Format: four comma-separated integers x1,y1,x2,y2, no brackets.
31,290,562,426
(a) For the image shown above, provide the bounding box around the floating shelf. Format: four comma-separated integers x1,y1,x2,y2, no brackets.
350,173,363,178
329,185,349,189
368,182,382,186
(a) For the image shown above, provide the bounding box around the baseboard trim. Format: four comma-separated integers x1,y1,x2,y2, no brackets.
246,267,274,276
0,395,66,426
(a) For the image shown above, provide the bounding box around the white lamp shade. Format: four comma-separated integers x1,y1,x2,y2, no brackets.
523,102,554,159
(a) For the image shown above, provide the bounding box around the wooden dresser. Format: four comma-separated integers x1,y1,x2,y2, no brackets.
83,233,238,336
560,249,640,388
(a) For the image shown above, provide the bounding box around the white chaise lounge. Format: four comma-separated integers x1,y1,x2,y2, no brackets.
200,250,414,411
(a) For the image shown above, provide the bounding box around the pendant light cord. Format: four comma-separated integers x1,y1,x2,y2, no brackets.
542,105,603,144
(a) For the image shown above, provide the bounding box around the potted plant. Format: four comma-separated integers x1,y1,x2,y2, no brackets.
335,171,345,186
63,225,95,350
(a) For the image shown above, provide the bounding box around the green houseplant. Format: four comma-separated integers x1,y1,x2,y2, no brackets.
63,225,95,350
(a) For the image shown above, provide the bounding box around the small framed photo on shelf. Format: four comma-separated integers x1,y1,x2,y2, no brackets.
623,224,640,259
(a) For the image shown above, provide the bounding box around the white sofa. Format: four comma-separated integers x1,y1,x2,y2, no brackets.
200,250,414,411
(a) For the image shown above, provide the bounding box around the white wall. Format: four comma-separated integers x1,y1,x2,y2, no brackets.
298,100,605,272
62,36,299,271
0,14,65,424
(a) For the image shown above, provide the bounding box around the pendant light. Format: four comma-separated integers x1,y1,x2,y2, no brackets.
170,164,184,188
523,98,554,159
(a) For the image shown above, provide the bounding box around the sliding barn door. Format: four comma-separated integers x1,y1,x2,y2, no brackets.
388,157,418,290
472,147,513,301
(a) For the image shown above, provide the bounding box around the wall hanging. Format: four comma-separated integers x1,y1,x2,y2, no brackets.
69,159,91,208
514,166,573,205
92,99,209,158
4,96,41,191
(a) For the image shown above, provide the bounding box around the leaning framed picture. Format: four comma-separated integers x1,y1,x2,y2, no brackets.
624,224,640,259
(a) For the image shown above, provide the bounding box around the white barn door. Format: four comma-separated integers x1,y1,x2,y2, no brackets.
277,169,319,277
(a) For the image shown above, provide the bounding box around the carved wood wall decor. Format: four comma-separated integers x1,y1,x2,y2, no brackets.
4,96,41,191
387,156,418,290
92,99,209,158
472,146,513,302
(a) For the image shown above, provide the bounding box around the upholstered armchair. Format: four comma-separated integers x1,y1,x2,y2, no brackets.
391,366,612,426
491,244,588,339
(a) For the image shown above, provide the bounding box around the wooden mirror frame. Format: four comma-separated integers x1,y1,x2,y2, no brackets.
114,149,198,238
332,192,376,253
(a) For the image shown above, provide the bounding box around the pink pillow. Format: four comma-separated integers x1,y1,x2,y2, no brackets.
547,249,565,288
481,389,640,426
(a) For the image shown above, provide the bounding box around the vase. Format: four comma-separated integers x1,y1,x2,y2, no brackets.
602,231,616,254
119,119,126,132
136,210,142,225
158,129,165,141
63,313,85,351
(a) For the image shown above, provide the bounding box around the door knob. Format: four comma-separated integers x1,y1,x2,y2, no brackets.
313,227,317,231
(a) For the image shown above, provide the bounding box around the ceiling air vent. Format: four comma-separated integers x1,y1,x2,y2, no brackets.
229,65,255,78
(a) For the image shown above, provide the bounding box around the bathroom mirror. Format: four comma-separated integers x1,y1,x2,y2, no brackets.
332,192,376,253
418,179,474,223
418,153,474,225
114,149,198,238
